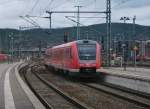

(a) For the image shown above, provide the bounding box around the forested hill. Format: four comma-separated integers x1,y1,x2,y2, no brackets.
0,23,150,53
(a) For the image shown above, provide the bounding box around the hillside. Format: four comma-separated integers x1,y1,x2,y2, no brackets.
0,23,150,53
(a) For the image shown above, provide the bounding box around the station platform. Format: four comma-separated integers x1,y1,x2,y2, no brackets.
98,67,150,81
98,67,150,94
0,62,45,109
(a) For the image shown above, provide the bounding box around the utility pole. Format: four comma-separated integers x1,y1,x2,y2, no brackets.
86,31,89,40
120,16,130,70
11,36,14,62
38,40,42,57
49,12,52,33
106,0,111,67
18,26,21,60
0,33,1,53
75,6,82,40
9,33,14,63
133,16,136,38
44,12,53,33
133,46,138,71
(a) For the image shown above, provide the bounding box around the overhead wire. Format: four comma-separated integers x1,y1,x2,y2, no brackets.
0,0,22,6
65,16,104,40
24,0,105,29
50,0,72,10
22,0,53,29
44,0,54,12
28,0,40,15
82,0,132,25
112,0,132,9
20,0,72,29
38,0,55,17
39,0,70,17
26,0,45,29
43,0,75,27
20,0,41,29
80,0,105,25
35,0,70,28
26,0,72,28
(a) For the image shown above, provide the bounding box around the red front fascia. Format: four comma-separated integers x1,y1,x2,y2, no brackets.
74,42,102,69
71,43,80,69
96,43,101,69
79,63,97,68
72,42,102,69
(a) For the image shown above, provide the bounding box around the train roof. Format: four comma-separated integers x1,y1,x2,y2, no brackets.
52,40,98,49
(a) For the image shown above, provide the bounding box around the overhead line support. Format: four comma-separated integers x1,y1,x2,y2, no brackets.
46,11,107,14
106,0,111,67
75,6,82,40
46,10,108,40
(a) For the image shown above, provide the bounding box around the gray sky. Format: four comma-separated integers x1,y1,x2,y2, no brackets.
0,0,150,29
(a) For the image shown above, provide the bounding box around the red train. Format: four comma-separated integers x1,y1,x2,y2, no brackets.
0,54,8,62
44,40,102,77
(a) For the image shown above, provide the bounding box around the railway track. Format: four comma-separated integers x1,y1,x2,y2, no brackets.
21,65,93,109
31,64,149,109
101,82,150,99
21,67,53,109
20,63,150,109
82,83,150,108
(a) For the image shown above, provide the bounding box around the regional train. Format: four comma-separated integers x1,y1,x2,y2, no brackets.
0,54,8,62
44,40,102,77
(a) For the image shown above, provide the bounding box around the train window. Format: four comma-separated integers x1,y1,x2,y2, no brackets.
78,44,96,60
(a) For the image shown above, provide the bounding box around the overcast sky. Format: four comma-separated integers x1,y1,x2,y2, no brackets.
0,0,150,29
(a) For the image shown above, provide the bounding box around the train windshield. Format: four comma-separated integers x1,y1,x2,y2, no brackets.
78,44,96,60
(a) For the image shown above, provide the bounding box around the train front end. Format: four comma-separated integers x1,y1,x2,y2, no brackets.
76,40,101,77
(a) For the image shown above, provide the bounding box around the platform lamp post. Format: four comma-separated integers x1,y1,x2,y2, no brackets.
120,17,130,71
133,46,138,71
8,34,11,63
9,33,14,63
11,36,14,63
